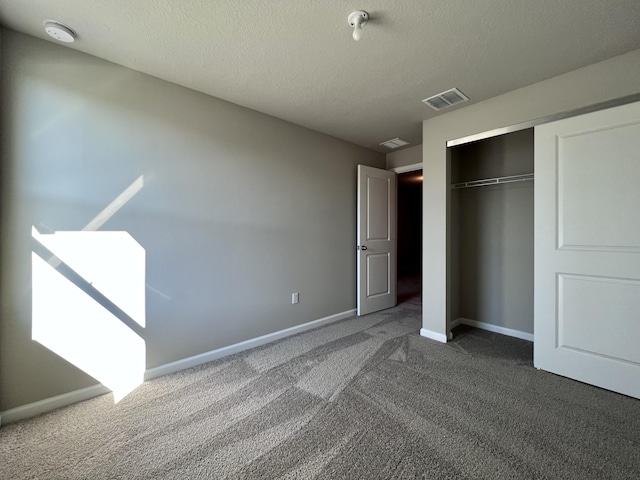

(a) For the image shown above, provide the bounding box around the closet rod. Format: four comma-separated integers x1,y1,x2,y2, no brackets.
452,173,534,190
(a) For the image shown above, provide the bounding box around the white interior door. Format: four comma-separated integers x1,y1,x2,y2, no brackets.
357,165,397,316
534,101,640,399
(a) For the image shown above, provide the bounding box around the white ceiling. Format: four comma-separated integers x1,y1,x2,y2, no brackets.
1,1,640,152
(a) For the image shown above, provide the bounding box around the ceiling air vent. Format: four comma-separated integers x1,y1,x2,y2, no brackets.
380,137,410,149
422,88,469,111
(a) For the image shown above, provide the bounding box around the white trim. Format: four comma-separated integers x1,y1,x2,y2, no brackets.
420,328,448,343
0,309,357,426
449,318,463,330
0,384,111,426
450,317,534,342
390,162,422,174
446,93,640,148
145,308,357,380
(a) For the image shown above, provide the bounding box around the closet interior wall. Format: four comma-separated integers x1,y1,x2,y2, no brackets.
450,129,534,336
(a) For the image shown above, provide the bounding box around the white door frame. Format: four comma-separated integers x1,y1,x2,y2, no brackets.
390,162,423,300
390,163,422,174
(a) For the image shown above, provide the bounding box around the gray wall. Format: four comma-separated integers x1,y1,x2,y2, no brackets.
450,130,534,333
422,48,640,338
386,144,422,170
0,30,384,410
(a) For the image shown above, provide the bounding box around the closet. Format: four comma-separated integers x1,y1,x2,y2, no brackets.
449,128,534,340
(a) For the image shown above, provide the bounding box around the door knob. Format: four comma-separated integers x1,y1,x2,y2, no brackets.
361,245,368,250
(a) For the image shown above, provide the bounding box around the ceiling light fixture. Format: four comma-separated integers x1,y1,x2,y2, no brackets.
43,20,77,43
348,11,369,41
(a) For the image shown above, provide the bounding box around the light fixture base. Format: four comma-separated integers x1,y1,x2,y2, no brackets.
348,11,369,28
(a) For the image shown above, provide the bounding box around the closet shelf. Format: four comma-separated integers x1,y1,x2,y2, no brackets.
452,173,534,190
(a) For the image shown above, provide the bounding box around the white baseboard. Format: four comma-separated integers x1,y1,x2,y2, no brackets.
0,384,111,426
145,308,356,381
0,308,356,426
420,328,448,343
450,317,534,342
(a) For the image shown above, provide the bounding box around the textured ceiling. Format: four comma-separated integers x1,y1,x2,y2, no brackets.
1,1,640,152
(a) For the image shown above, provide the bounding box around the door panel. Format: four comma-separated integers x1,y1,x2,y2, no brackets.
357,165,397,316
367,176,390,239
367,253,390,297
558,274,640,364
558,122,640,251
534,100,640,399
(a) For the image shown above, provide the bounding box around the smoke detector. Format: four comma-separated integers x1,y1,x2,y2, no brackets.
44,20,77,43
422,88,469,111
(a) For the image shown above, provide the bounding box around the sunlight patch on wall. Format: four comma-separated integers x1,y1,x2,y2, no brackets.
33,228,145,327
32,230,146,402
31,175,147,403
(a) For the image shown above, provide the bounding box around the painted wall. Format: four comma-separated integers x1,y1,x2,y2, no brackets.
450,129,534,334
386,144,422,170
422,48,640,339
0,30,384,410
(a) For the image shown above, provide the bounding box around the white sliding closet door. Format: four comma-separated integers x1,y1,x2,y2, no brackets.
534,101,640,399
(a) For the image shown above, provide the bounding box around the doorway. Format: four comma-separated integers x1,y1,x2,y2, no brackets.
397,170,422,308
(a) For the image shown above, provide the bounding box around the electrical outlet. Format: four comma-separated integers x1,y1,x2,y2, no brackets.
292,292,299,304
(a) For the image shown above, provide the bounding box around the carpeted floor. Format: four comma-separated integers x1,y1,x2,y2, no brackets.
1,288,639,479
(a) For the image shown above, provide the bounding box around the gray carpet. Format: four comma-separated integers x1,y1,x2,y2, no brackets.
1,298,639,479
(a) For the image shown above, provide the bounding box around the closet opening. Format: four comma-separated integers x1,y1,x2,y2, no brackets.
448,129,534,359
397,170,422,308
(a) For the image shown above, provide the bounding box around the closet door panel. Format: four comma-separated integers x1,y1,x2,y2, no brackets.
534,100,640,399
558,122,640,251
